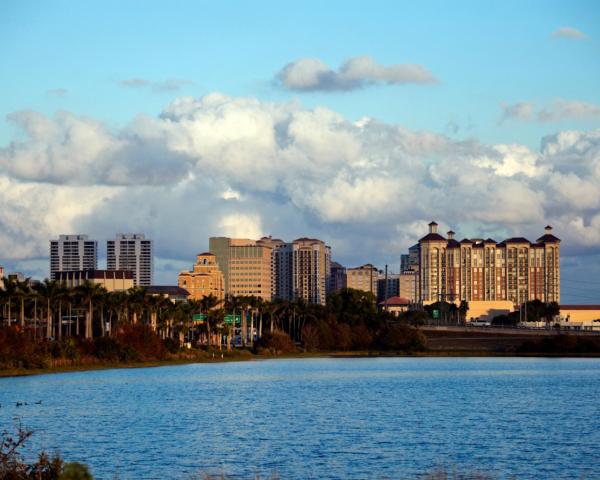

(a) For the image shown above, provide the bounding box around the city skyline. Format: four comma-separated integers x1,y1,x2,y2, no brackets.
1,1,599,304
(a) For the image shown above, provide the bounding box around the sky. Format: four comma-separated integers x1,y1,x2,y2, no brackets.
1,0,600,303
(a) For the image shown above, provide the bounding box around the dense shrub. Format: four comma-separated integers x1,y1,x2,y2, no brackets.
254,331,295,355
117,324,166,361
0,326,48,369
376,324,428,352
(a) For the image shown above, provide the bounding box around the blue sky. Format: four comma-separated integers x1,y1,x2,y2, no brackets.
2,0,599,146
1,1,600,303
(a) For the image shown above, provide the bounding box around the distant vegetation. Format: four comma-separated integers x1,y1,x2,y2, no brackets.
0,281,428,372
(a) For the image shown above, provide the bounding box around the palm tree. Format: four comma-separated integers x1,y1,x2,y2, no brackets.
1,277,17,326
15,278,32,329
224,295,243,351
35,279,63,340
199,294,223,347
127,287,148,325
75,281,107,339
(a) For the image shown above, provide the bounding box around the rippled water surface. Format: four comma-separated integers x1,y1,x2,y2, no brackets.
1,358,599,479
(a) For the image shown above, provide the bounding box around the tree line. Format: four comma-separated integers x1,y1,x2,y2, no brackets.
0,278,427,369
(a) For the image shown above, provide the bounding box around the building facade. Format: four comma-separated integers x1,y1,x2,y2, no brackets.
256,236,293,300
346,264,378,297
291,238,331,305
107,234,153,286
416,222,560,306
209,237,272,300
50,235,97,280
377,273,400,303
399,270,418,302
56,270,133,291
178,253,225,301
329,261,347,292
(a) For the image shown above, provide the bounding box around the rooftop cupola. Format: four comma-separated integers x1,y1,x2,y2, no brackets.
447,230,455,240
545,225,553,233
428,221,438,234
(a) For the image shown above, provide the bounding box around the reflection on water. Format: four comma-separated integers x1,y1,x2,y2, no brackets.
1,357,599,479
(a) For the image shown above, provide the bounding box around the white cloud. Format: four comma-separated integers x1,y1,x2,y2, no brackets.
552,27,587,40
500,99,600,123
119,77,193,92
2,93,600,282
277,55,437,91
219,213,263,239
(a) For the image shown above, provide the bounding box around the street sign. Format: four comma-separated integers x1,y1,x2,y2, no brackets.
193,313,207,324
432,309,440,319
224,314,241,325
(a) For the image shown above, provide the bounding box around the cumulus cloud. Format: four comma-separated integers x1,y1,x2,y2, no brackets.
277,55,437,91
500,99,600,123
552,27,587,40
1,93,600,285
119,77,193,92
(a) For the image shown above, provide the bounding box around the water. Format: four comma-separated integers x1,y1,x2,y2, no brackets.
1,358,599,479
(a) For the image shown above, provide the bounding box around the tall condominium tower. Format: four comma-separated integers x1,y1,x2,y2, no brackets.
291,238,331,305
209,237,272,300
107,234,153,286
256,236,293,301
49,235,97,280
417,221,560,305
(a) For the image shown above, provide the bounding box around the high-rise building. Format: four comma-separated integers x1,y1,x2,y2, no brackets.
209,237,272,300
400,254,410,273
346,264,378,297
329,262,347,292
377,273,400,303
416,221,560,305
50,235,97,280
399,270,418,302
257,236,293,300
291,238,331,305
178,253,225,301
107,234,153,286
209,235,331,305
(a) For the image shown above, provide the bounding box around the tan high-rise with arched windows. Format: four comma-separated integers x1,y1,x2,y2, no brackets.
178,253,225,301
417,222,560,307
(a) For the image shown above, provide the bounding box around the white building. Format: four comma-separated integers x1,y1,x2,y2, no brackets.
107,234,153,286
50,235,97,280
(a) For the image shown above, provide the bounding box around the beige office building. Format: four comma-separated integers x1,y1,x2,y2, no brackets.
56,270,134,291
178,253,225,301
346,264,378,297
209,237,272,300
417,221,560,306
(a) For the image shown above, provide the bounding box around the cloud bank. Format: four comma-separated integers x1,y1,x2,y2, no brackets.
277,56,437,91
1,93,600,284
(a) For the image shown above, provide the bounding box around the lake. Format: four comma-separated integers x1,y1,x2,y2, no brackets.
1,358,599,479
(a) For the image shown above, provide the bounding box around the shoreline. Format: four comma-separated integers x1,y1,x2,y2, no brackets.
2,349,599,378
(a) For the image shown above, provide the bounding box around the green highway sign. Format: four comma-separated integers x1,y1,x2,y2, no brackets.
193,313,207,324
224,314,241,325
